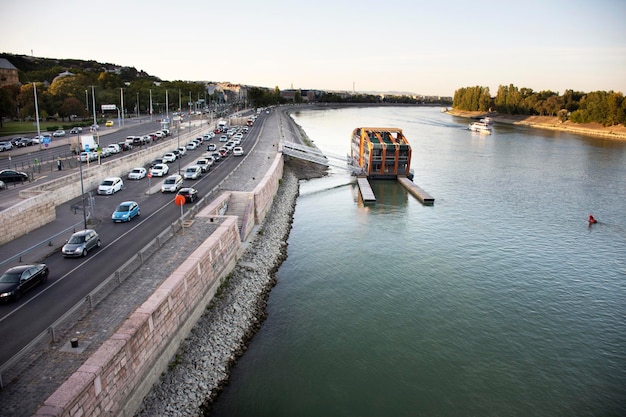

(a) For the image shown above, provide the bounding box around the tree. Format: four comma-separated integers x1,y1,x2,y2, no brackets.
59,97,85,121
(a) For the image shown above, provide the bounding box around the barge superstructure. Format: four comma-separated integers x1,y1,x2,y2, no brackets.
350,127,412,179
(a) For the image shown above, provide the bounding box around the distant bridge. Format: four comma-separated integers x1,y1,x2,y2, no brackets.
279,141,362,174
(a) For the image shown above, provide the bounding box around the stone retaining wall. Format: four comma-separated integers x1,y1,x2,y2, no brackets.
32,155,285,417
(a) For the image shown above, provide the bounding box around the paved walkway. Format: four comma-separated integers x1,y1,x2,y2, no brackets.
0,108,297,416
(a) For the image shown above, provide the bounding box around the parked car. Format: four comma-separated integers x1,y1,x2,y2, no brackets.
150,163,169,177
112,201,140,222
184,165,202,180
162,152,177,162
0,263,49,302
0,169,28,183
161,174,183,193
70,127,83,134
52,129,66,137
233,146,244,156
98,177,124,195
62,229,101,257
128,167,147,180
177,187,198,203
0,141,13,151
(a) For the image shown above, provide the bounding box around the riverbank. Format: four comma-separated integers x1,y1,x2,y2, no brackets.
136,163,304,416
447,109,626,141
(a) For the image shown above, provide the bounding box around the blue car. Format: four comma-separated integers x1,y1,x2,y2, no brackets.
112,201,140,222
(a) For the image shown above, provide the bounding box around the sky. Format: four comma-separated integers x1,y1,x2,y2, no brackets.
2,0,625,97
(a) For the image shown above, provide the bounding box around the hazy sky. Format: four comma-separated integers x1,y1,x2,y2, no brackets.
2,0,625,96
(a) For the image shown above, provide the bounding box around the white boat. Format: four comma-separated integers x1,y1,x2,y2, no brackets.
468,121,493,134
480,117,493,125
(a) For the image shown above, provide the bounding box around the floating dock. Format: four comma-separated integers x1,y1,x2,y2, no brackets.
397,176,434,205
357,177,376,203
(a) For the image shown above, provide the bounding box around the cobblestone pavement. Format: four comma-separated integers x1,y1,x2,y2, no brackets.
0,107,306,417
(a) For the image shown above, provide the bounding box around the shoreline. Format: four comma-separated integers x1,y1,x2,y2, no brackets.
446,109,626,141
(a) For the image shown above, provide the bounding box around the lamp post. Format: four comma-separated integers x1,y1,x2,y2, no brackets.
120,88,125,127
85,89,89,111
177,121,181,174
79,158,87,229
136,92,139,118
33,83,41,151
91,85,96,128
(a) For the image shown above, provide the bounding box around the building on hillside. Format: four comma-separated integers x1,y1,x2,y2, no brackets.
349,127,412,179
0,58,20,87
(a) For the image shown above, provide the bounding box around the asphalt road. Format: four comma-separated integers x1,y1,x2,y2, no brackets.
0,111,265,365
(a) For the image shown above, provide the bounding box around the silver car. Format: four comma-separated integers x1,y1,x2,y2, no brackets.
62,229,101,257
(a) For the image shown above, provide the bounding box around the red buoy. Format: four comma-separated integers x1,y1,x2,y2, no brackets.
588,214,597,224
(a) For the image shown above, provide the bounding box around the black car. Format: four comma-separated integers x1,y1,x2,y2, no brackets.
0,264,49,302
0,169,28,183
118,142,132,151
177,187,198,203
151,158,164,167
17,138,34,147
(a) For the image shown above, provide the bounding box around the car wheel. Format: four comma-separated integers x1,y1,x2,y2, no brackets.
82,248,88,257
96,239,101,248
40,274,48,284
14,290,22,301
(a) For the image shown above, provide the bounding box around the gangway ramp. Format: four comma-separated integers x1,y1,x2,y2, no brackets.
280,141,359,173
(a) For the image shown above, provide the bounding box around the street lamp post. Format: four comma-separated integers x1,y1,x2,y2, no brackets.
91,85,96,128
177,121,181,174
79,158,87,230
136,92,139,118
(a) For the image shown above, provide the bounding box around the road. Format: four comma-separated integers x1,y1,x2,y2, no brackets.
0,110,266,365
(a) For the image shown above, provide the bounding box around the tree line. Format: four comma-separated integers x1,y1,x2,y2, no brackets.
0,54,217,128
452,84,626,126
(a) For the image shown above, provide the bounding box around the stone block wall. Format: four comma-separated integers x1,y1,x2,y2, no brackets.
34,217,242,417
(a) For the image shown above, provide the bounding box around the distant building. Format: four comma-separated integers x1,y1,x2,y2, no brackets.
0,58,20,87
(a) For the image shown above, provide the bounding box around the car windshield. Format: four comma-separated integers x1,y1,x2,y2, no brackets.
116,204,131,212
165,179,175,184
0,271,21,283
101,180,114,186
132,169,141,173
68,235,85,244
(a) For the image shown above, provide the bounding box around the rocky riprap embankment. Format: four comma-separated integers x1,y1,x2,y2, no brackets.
136,164,312,416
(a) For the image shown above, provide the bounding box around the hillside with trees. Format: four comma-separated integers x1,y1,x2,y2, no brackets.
453,84,626,127
0,53,212,127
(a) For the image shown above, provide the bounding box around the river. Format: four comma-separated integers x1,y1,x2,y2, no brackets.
208,106,626,417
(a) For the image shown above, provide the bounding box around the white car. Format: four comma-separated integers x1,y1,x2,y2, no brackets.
53,129,66,137
162,152,177,162
98,177,123,195
233,146,244,156
128,167,147,180
107,144,121,154
150,164,169,177
186,142,198,150
184,165,202,180
195,158,212,172
177,147,187,156
161,175,183,193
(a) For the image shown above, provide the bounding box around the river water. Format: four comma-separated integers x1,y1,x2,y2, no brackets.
209,106,626,417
